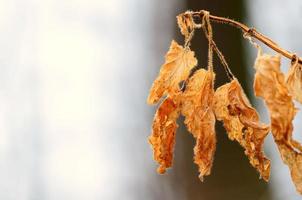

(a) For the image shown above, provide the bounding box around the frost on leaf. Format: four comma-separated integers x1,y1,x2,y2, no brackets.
147,40,197,104
148,96,180,174
181,69,216,180
286,62,302,104
254,52,302,193
214,79,270,181
177,12,194,39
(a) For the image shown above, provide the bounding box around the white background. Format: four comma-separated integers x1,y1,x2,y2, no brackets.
0,0,301,199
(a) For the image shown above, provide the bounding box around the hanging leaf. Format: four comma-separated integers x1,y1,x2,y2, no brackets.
148,96,180,174
286,62,302,104
146,10,302,194
214,79,270,181
181,69,216,180
147,40,197,104
177,12,195,39
254,52,302,193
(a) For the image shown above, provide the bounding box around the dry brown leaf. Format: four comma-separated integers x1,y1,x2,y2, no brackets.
148,96,180,174
214,79,270,181
177,12,194,39
147,40,197,104
147,10,302,194
254,52,302,193
286,62,302,104
181,69,216,180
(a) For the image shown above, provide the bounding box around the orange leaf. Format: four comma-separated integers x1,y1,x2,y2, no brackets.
148,97,180,174
177,12,195,39
254,52,302,193
286,62,302,104
181,69,216,180
214,79,270,181
147,40,197,104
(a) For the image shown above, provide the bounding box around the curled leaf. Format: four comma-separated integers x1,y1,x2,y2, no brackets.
181,69,216,180
214,79,270,181
254,52,302,193
177,12,195,39
286,62,302,104
147,40,197,104
148,97,180,174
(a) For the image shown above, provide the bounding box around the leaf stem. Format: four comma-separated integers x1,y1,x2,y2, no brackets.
190,11,302,65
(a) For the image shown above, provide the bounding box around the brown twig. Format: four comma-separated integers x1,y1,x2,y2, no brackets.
190,10,302,65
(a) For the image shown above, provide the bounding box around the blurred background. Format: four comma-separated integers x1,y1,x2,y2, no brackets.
0,0,301,199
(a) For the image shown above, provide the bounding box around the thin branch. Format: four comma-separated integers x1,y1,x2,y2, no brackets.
190,11,302,65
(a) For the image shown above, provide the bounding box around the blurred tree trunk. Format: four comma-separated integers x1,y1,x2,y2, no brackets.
163,1,273,200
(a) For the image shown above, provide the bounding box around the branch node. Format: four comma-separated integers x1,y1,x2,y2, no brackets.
291,54,298,65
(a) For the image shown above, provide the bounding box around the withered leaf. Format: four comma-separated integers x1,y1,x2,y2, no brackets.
181,69,216,180
214,79,270,181
254,52,302,193
147,40,197,104
177,12,195,39
286,62,302,104
148,96,180,174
